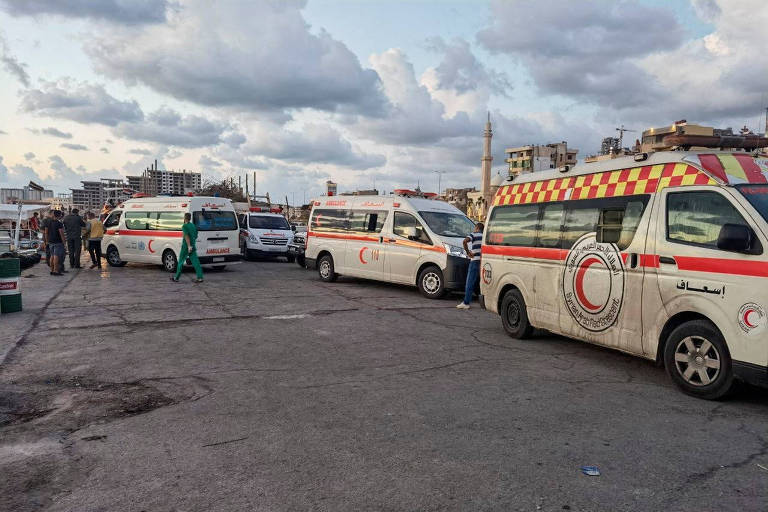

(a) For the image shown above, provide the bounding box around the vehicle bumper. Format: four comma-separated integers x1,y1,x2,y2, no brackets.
305,257,317,270
196,254,242,265
444,255,470,290
246,244,289,255
733,360,768,388
287,244,305,256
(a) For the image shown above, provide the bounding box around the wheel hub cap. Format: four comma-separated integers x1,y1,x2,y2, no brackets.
674,336,721,387
424,273,439,293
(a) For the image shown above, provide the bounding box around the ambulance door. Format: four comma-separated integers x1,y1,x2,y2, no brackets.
532,202,564,331
649,186,767,366
122,210,149,260
344,209,387,279
384,211,428,284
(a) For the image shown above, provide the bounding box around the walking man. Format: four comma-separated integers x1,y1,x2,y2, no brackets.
456,222,484,310
171,212,203,283
45,213,66,276
86,212,104,269
41,210,53,266
63,208,86,269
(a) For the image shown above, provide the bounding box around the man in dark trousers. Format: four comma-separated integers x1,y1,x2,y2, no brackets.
63,208,86,269
45,213,66,276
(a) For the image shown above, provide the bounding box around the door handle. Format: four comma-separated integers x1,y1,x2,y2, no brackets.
629,253,638,269
659,256,677,265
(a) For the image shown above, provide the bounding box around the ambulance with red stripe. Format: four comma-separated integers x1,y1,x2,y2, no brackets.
305,192,476,298
481,151,768,399
101,196,241,272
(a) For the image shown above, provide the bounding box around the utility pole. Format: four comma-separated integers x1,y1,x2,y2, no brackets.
433,170,446,196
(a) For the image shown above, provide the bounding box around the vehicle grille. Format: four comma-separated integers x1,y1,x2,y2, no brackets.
260,238,288,245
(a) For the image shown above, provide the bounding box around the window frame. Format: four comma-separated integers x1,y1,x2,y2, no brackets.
665,189,762,255
393,211,432,245
103,211,122,228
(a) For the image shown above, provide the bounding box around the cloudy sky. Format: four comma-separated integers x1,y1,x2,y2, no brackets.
0,0,766,203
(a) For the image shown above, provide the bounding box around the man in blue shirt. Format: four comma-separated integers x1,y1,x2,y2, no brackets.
457,222,484,310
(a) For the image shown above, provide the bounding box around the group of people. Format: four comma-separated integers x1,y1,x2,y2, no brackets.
40,209,104,276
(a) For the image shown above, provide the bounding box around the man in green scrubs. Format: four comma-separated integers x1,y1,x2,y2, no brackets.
171,212,204,283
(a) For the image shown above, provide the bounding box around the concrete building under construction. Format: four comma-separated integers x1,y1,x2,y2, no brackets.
126,160,201,196
506,142,578,176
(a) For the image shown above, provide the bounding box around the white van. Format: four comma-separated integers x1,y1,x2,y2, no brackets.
101,196,242,272
237,207,296,262
305,192,476,298
480,151,768,399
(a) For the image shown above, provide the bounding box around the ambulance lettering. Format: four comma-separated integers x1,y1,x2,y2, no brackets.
358,247,380,264
482,263,492,285
206,248,230,255
562,233,625,332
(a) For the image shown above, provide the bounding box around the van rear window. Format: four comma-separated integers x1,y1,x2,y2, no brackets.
193,211,238,231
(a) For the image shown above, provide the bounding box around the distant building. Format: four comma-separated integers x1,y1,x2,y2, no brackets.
70,178,131,211
467,174,505,220
440,187,476,214
126,160,201,195
0,186,54,203
326,180,338,196
506,142,578,176
639,120,717,153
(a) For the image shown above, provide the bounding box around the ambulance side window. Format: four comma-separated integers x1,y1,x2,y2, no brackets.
485,204,538,246
393,212,431,244
237,214,246,228
156,212,184,231
667,191,759,253
311,209,348,233
349,210,388,233
537,203,564,248
562,206,598,249
104,211,122,228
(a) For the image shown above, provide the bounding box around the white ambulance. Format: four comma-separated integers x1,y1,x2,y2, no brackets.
305,191,476,298
236,206,296,262
101,196,242,272
480,150,768,399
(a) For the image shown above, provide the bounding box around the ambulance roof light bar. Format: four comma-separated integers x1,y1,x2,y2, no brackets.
393,189,438,199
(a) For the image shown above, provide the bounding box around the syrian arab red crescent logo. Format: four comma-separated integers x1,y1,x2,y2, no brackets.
359,247,368,264
738,303,766,334
563,233,625,332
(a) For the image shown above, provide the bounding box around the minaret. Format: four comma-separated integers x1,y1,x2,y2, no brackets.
481,112,493,219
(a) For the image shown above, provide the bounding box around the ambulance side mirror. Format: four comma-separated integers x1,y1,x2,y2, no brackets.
717,223,755,253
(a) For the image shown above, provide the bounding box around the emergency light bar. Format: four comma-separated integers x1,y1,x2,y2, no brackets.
394,189,438,198
249,207,283,213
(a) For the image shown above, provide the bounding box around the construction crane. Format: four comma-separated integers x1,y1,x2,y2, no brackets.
616,125,636,149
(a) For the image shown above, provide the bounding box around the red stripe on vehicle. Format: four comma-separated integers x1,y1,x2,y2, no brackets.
674,256,768,277
733,154,768,184
117,229,183,237
698,154,729,183
308,232,379,242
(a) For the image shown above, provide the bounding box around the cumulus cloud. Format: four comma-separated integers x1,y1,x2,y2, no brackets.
425,37,510,97
0,32,30,87
0,0,171,24
60,143,88,151
199,154,222,168
220,121,385,170
46,154,122,189
221,132,246,148
100,147,109,153
84,0,386,115
113,106,228,148
20,79,143,126
0,129,6,135
128,148,152,155
23,152,35,161
41,126,73,138
477,0,684,108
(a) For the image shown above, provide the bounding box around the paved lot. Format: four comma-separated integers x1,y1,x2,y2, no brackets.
1,256,767,511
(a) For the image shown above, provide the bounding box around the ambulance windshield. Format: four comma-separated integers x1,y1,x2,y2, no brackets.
737,185,768,222
250,215,290,230
419,211,475,238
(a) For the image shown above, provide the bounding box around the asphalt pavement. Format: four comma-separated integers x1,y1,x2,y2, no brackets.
1,256,766,512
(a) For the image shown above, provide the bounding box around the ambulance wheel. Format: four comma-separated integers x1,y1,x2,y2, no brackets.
500,289,533,339
106,246,127,267
162,249,177,272
240,241,252,261
417,265,445,299
318,254,337,282
286,255,296,263
664,320,734,400
296,255,306,268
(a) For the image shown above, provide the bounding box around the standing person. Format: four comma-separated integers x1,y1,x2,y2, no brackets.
62,208,86,269
81,212,90,252
45,212,66,276
29,211,40,233
171,212,203,283
40,210,53,265
456,222,484,310
86,212,104,269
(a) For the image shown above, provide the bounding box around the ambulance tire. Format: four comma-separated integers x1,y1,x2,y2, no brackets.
296,255,306,268
500,289,533,339
106,245,127,267
664,320,734,400
162,249,177,272
318,254,337,282
417,265,445,299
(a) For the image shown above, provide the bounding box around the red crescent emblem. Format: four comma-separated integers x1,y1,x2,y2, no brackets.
148,240,155,253
743,309,758,328
575,257,603,311
359,246,368,264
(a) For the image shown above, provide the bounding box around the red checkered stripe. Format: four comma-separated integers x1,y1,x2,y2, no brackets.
493,163,714,206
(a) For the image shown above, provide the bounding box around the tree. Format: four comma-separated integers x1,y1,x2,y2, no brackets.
198,178,247,202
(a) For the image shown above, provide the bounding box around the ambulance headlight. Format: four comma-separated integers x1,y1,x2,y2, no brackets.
443,243,466,258
248,233,258,243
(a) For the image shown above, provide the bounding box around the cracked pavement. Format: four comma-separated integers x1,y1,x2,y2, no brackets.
1,259,767,511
